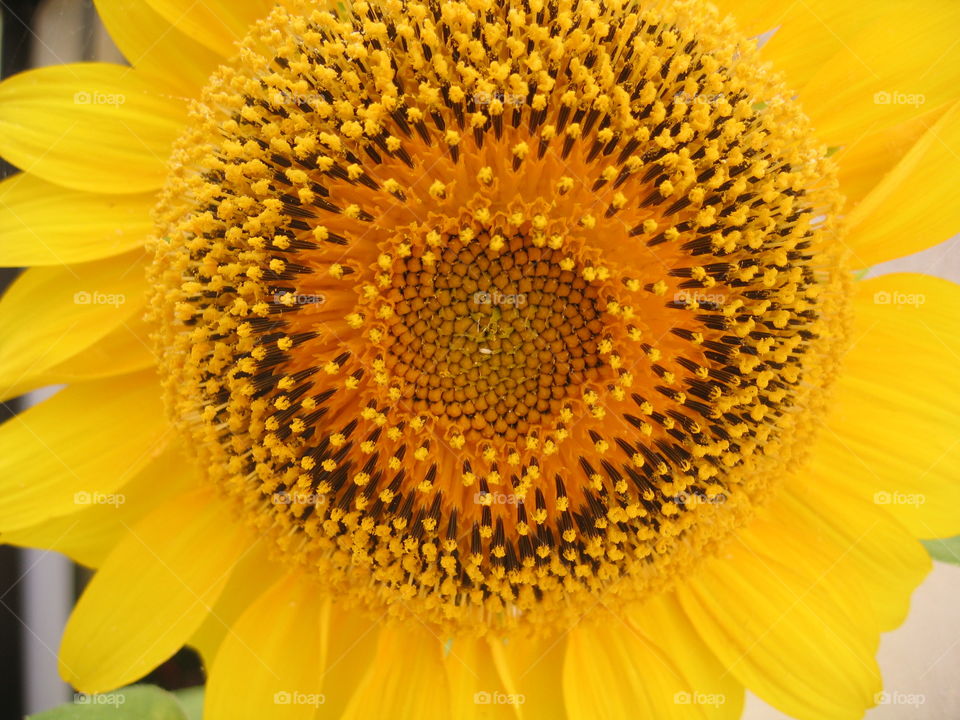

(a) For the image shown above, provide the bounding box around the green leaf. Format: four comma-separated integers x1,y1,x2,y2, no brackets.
923,536,960,565
28,685,187,720
172,687,204,720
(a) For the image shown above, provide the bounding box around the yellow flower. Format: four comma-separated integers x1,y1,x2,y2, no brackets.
1,0,959,718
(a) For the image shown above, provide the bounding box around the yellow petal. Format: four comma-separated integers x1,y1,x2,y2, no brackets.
677,528,881,720
145,0,275,57
0,372,170,532
480,633,566,720
2,317,155,402
813,273,960,537
188,538,278,664
718,0,896,37
341,627,450,720
627,593,745,719
845,102,960,267
716,0,902,91
0,251,146,402
835,104,947,210
307,604,380,718
0,63,186,194
8,312,156,400
801,4,960,147
444,637,522,720
1,442,195,567
780,480,931,631
739,502,880,648
206,573,329,720
59,489,253,692
564,602,742,719
0,173,152,266
93,0,221,94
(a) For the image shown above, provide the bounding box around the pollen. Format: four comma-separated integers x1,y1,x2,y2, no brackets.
149,0,850,637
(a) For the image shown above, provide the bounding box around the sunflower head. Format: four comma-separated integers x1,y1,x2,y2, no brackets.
149,0,850,636
5,0,960,716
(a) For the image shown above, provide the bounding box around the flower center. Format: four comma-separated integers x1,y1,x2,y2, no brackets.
373,227,605,440
150,0,850,636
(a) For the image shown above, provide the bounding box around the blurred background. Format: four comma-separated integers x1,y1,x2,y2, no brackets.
0,2,957,719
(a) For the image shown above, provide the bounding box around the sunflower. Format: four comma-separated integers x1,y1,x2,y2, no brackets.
1,0,959,717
